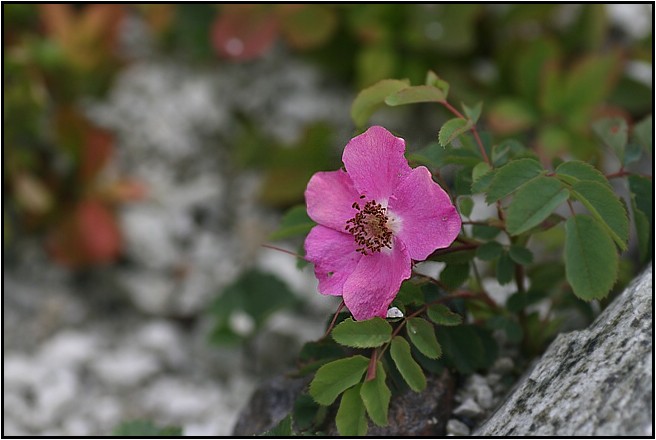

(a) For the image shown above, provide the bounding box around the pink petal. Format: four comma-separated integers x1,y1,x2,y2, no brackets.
304,225,362,296
342,238,411,320
342,126,412,202
305,170,360,231
388,166,462,261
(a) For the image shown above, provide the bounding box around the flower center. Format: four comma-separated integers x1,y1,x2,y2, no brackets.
345,199,393,255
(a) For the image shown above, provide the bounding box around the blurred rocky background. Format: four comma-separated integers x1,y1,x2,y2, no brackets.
3,4,652,436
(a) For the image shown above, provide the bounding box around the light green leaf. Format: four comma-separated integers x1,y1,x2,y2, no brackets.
261,415,294,436
390,336,426,392
555,160,612,189
592,117,628,161
476,241,503,261
506,176,569,235
406,317,442,359
112,420,182,436
472,162,492,182
335,385,367,436
565,215,618,300
427,304,463,326
360,361,391,427
471,168,496,194
385,85,446,106
458,196,474,218
509,245,534,265
633,114,652,152
425,70,450,98
269,205,316,241
463,101,483,124
438,118,472,147
485,158,544,203
332,317,392,348
309,356,369,405
570,181,629,251
351,79,410,127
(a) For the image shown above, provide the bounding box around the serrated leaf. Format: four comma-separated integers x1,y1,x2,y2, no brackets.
485,158,544,203
633,114,652,152
261,414,294,436
427,304,463,326
506,176,569,235
332,317,392,348
496,251,514,285
309,356,369,405
335,385,367,436
463,101,483,124
390,336,426,392
458,196,473,218
509,245,534,265
471,168,496,193
269,205,316,241
406,317,442,359
351,79,410,127
112,420,182,436
360,361,390,427
555,160,612,189
570,181,629,250
385,85,446,106
564,215,618,300
439,263,470,289
476,241,503,261
438,118,471,147
592,117,628,161
472,162,492,182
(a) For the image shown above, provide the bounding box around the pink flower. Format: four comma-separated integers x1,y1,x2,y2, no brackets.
304,126,462,320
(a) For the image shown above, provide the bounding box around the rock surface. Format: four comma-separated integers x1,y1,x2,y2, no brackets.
475,263,653,437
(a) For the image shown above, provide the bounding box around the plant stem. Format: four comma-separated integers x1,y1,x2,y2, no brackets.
261,243,307,260
322,300,345,339
440,100,491,166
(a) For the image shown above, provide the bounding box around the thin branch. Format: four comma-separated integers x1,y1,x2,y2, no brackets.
261,243,307,261
440,100,491,166
322,300,345,339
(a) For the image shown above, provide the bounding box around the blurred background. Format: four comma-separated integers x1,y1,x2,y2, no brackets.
3,4,652,436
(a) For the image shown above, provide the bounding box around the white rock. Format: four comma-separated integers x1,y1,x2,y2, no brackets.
91,348,160,387
473,382,494,410
453,398,483,418
37,330,100,368
492,356,515,374
447,419,471,436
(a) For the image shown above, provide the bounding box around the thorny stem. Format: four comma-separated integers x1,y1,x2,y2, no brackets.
322,300,345,339
440,100,491,166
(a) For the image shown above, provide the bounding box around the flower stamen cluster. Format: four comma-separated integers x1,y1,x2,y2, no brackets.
345,199,393,255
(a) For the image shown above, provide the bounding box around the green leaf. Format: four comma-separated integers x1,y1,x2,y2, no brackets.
487,98,537,134
472,224,501,240
509,245,534,265
486,316,523,344
463,101,483,124
438,325,497,374
360,361,391,427
628,175,653,262
476,241,503,261
438,118,472,147
425,70,450,98
269,205,316,241
332,317,392,348
390,336,426,392
439,263,470,289
458,196,474,218
406,317,442,359
485,158,544,203
427,304,463,326
351,79,410,127
506,176,569,235
335,385,368,436
496,251,514,285
261,414,294,436
385,85,446,106
592,117,628,161
555,160,612,189
564,215,618,300
471,168,496,194
472,162,492,182
633,114,652,152
112,420,182,436
396,281,424,306
309,356,370,405
293,394,321,431
570,181,629,250
506,290,547,313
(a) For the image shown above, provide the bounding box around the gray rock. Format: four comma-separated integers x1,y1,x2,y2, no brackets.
447,418,471,436
475,264,653,437
453,398,483,419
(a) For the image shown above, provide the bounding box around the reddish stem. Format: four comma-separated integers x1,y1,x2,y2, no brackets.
441,100,491,166
322,300,345,339
365,349,378,381
261,243,307,260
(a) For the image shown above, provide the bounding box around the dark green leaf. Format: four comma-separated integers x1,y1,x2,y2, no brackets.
396,281,424,306
427,304,463,326
351,79,410,127
335,385,367,436
309,356,369,405
509,245,534,265
390,336,426,392
438,325,497,374
628,175,653,262
261,414,294,436
293,394,320,431
112,420,182,436
496,252,514,285
486,316,523,344
476,241,503,261
570,181,629,250
332,317,392,348
555,160,612,189
406,317,442,359
360,361,391,427
592,117,628,161
269,205,316,241
564,215,618,300
472,224,501,239
385,85,446,106
439,263,470,289
438,118,472,147
633,114,652,152
485,158,544,203
506,290,547,313
506,176,569,235
458,196,474,218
